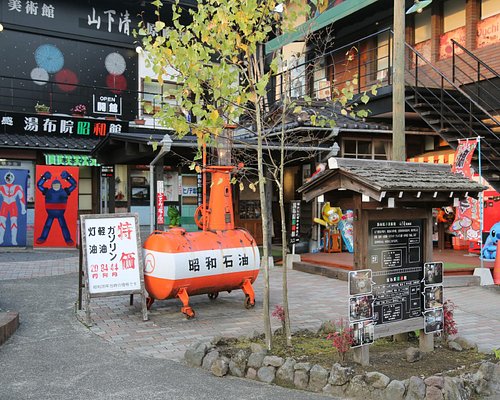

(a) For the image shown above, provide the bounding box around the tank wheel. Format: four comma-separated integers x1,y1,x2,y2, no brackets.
182,306,195,319
208,292,219,300
146,297,154,310
193,205,206,229
244,294,255,309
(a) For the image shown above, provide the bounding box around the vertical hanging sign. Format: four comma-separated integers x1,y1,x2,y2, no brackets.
290,200,301,244
156,180,165,225
0,169,29,247
34,166,79,248
451,139,480,241
80,213,148,325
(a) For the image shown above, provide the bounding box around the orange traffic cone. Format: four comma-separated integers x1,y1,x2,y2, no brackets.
493,241,500,285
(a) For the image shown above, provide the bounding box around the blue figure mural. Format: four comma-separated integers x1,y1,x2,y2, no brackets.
36,170,77,245
0,169,29,247
482,222,500,260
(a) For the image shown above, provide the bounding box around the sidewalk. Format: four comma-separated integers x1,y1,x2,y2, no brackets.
0,250,498,361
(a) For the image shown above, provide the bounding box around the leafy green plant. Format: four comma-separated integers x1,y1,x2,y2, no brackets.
493,348,500,360
35,102,50,113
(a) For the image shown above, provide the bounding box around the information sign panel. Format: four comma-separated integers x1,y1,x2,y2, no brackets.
290,200,301,244
368,219,424,325
80,213,148,324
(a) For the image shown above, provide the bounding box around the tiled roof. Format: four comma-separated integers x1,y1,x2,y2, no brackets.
299,157,487,202
0,133,99,152
332,159,485,192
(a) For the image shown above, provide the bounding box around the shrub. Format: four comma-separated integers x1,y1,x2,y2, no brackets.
443,300,458,340
326,318,354,363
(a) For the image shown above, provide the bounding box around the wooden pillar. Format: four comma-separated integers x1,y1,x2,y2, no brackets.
465,0,480,50
430,1,443,63
108,170,116,213
392,0,406,162
353,345,370,366
352,194,364,270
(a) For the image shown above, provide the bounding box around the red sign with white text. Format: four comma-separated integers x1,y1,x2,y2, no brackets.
157,192,165,225
34,166,79,248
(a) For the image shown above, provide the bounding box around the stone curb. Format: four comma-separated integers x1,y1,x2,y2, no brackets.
0,312,19,346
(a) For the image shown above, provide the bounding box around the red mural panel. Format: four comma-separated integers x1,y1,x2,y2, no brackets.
34,166,79,248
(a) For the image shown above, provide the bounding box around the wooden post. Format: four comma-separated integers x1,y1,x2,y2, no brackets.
420,329,434,352
392,0,406,162
353,345,370,366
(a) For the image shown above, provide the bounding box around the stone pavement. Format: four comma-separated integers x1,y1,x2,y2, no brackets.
1,250,499,360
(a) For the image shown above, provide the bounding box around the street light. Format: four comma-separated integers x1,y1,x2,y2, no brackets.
149,134,173,231
406,0,432,15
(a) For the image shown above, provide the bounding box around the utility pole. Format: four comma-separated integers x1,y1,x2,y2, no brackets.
392,0,406,161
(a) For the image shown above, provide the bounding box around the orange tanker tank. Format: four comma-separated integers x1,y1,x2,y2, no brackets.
143,165,260,318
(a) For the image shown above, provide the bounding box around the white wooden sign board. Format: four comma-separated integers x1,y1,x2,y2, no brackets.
80,213,148,325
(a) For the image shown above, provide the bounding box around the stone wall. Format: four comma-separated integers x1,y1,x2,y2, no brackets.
185,338,500,400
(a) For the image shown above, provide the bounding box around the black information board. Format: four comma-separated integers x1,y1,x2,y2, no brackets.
290,200,301,244
368,219,424,325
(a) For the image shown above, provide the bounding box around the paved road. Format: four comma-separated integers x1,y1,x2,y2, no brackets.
0,272,332,400
0,252,499,399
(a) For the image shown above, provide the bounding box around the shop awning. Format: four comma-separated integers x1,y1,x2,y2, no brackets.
265,0,377,54
0,132,100,152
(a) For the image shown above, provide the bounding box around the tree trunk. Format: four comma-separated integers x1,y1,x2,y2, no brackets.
280,70,292,347
253,48,272,351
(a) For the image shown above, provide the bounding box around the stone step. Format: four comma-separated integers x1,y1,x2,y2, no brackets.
292,261,349,281
0,312,19,346
443,275,480,287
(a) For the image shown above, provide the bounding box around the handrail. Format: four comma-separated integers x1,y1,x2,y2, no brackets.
405,41,500,126
451,39,500,79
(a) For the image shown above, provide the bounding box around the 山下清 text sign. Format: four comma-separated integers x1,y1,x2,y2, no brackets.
81,214,142,295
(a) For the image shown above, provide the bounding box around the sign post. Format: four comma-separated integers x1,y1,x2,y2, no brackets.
290,200,301,254
80,213,148,325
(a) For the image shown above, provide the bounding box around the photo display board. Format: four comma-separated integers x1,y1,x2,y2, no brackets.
348,269,375,348
422,262,444,334
368,219,424,325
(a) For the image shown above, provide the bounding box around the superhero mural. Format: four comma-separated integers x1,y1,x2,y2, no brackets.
0,169,29,247
34,166,79,248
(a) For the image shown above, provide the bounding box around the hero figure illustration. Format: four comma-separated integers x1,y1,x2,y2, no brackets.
36,170,77,245
0,171,26,245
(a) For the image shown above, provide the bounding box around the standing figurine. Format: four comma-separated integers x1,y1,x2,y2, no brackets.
0,171,27,245
36,170,77,245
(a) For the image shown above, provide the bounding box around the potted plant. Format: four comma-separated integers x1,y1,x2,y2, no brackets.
70,103,87,116
134,115,146,125
35,102,50,114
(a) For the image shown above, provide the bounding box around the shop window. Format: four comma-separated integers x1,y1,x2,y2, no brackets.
78,167,92,211
481,0,499,19
414,7,432,43
114,165,128,202
342,139,391,160
140,79,179,116
129,168,149,205
376,31,392,82
443,0,466,33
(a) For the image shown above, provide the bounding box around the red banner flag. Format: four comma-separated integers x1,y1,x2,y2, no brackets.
451,139,480,241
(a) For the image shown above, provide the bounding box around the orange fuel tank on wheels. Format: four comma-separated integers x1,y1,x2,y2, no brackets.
143,165,260,318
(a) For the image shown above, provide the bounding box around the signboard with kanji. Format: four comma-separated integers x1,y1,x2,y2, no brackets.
290,200,301,244
80,213,147,324
368,219,424,325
